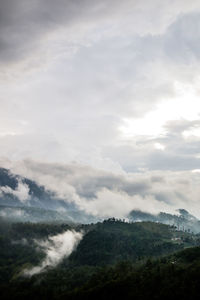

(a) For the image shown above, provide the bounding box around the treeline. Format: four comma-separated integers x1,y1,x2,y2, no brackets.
0,219,200,299
2,247,200,299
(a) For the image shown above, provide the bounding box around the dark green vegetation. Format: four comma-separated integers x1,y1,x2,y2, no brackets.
1,218,200,299
70,219,193,266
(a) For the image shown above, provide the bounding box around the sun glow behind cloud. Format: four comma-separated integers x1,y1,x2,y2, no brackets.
154,143,165,150
119,82,200,138
1,0,200,219
183,127,200,138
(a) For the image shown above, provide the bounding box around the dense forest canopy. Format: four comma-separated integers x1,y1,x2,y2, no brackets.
1,218,200,299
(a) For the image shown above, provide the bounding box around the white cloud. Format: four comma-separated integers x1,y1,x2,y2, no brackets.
1,159,200,219
154,143,165,151
0,207,25,218
1,2,200,217
0,179,30,203
78,189,174,218
24,230,83,276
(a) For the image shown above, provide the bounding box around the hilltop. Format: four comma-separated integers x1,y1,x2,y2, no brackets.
0,219,200,299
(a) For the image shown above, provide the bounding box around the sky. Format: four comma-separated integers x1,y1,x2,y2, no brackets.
1,0,200,218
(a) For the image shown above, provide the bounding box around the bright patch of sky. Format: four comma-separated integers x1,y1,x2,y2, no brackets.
1,0,200,177
120,82,200,138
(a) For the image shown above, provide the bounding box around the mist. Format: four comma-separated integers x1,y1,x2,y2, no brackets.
0,179,30,204
23,230,83,276
3,159,200,219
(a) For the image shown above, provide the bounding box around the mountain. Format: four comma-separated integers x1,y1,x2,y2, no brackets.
1,167,200,232
69,218,194,266
62,246,200,300
0,168,96,223
1,169,199,299
0,219,200,300
0,167,73,210
129,208,200,233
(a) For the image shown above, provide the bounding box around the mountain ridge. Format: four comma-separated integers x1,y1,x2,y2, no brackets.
0,167,200,232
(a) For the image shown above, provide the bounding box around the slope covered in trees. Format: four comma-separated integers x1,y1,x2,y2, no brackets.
0,219,200,299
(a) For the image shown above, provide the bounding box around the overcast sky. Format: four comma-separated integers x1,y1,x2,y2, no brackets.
1,0,200,217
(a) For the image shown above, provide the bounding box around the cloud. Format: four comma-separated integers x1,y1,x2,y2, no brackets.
23,229,83,276
0,178,30,203
1,3,200,172
1,159,200,219
1,0,199,67
1,2,200,220
0,207,26,218
78,188,173,218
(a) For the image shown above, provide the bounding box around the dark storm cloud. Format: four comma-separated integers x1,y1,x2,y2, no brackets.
0,0,133,64
0,0,78,62
1,0,199,66
0,0,83,62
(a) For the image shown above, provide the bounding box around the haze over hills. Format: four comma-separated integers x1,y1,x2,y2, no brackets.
1,166,200,300
0,168,96,223
1,167,200,233
0,167,72,209
129,208,200,233
2,0,200,298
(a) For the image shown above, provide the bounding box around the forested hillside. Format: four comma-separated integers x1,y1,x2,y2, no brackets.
0,219,200,299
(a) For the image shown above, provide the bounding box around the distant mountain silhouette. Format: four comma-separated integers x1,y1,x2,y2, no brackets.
129,208,200,233
0,168,95,223
1,167,200,231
